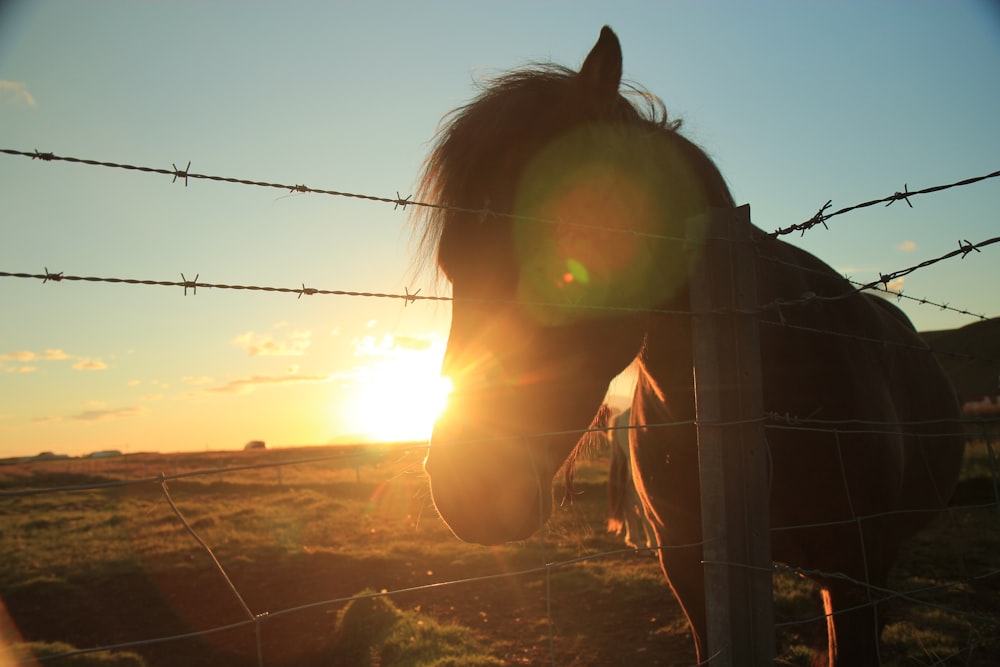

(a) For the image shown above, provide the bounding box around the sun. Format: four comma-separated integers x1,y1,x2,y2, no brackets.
344,337,452,443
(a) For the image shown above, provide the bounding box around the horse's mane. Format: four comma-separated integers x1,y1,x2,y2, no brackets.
413,64,688,277
561,401,616,505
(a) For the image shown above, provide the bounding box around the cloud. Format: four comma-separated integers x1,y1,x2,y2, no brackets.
895,240,917,252
31,415,62,424
72,358,108,371
355,332,441,358
0,81,36,108
866,276,906,297
392,335,435,352
0,351,36,362
4,366,36,374
181,375,214,386
884,277,905,293
70,406,145,422
206,373,330,395
232,330,311,357
1,348,85,369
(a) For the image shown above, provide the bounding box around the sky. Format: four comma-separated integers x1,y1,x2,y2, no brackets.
1,1,998,458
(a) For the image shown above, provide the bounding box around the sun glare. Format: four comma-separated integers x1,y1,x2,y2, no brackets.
344,337,452,443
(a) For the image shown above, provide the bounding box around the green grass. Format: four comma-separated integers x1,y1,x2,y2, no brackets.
1,442,998,666
330,590,503,667
9,642,147,667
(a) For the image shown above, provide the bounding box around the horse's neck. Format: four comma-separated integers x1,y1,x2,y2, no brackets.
637,311,696,422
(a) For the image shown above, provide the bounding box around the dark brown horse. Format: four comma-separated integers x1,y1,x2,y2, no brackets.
418,27,964,666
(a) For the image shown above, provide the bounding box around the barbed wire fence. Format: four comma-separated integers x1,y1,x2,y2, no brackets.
1,148,999,666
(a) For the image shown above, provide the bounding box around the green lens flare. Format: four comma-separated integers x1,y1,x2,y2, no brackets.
565,258,590,285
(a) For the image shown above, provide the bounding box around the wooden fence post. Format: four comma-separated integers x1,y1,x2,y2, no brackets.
687,204,774,665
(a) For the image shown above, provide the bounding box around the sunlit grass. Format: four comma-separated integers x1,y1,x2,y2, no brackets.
1,440,997,665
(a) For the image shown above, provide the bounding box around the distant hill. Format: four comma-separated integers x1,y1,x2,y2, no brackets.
921,318,1000,402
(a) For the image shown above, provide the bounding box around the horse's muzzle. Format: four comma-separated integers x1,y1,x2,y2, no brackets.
424,434,550,545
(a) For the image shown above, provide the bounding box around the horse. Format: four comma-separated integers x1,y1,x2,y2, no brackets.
417,26,965,666
603,407,656,550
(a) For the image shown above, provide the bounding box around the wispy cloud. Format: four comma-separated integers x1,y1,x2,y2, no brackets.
0,351,37,362
232,330,312,357
1,348,104,372
895,240,917,252
70,406,145,422
0,81,36,108
72,357,108,371
355,332,441,358
206,373,330,395
31,415,62,424
2,349,91,363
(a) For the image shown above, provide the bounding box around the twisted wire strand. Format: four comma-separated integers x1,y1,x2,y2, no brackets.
769,169,1000,237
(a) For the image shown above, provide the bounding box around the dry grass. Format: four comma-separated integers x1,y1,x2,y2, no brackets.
1,441,998,666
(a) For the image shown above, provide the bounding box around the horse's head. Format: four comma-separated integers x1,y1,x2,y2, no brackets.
417,27,731,545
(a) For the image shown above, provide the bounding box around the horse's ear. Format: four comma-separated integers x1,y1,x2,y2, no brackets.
578,26,623,110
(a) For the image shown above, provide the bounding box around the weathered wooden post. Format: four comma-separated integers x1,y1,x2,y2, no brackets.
687,204,774,665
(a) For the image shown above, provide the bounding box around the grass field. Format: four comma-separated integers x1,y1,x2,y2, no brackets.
1,437,998,666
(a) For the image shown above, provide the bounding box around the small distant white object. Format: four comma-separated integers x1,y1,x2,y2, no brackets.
88,450,122,459
244,440,266,450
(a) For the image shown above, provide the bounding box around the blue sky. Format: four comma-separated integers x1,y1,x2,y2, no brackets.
1,1,998,457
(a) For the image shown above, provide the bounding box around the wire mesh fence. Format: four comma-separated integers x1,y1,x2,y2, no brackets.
1,149,999,666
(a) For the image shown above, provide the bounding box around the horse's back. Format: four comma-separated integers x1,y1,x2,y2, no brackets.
755,237,964,540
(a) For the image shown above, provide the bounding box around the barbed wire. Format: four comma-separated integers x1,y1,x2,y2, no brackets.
850,281,987,321
0,148,687,243
3,148,997,247
2,226,996,321
855,236,999,293
0,148,417,209
753,235,996,323
2,147,995,323
0,269,445,304
770,169,1000,238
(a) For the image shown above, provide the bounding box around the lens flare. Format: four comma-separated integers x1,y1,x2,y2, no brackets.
564,258,590,285
512,123,708,325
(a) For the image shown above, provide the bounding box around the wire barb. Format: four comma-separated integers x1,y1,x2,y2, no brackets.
886,183,913,208
43,267,63,283
394,192,412,211
800,200,832,236
959,239,980,258
172,161,191,186
180,272,199,296
297,283,317,299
